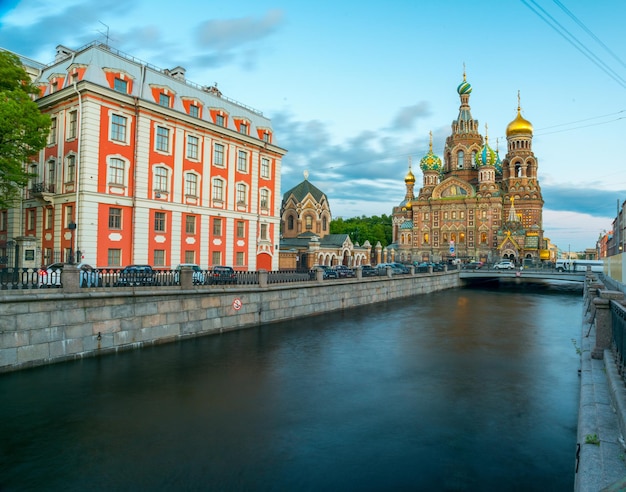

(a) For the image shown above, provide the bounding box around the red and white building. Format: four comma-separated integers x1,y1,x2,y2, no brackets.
1,42,286,270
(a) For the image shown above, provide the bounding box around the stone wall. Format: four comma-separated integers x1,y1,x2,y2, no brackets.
0,272,460,373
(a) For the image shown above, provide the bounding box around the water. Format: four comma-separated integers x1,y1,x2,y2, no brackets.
0,283,582,491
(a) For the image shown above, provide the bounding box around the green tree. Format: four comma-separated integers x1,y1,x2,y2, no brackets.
330,214,393,247
0,50,51,209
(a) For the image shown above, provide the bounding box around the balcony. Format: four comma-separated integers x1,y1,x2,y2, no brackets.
29,182,55,202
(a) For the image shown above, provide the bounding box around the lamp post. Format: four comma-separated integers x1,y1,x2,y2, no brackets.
68,221,76,264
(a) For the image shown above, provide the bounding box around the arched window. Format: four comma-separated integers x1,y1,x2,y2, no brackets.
305,215,313,230
322,216,327,231
457,150,464,169
423,232,429,244
480,232,487,244
287,215,294,230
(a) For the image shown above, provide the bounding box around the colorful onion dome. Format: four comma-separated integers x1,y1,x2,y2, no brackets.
506,91,533,137
457,69,472,95
494,149,503,175
419,132,442,172
475,125,497,167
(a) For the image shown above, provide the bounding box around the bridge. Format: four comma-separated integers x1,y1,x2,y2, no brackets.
459,268,586,283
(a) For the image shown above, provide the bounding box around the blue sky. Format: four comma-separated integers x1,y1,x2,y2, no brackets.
2,0,625,252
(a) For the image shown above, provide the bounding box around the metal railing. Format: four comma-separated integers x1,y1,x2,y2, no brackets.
0,265,450,291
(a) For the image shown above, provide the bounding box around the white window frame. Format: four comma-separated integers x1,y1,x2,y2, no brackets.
155,126,170,153
212,178,224,201
154,166,169,192
185,172,198,197
237,150,247,173
110,113,129,144
187,134,199,160
261,157,271,179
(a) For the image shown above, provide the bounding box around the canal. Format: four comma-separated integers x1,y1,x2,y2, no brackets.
0,282,582,491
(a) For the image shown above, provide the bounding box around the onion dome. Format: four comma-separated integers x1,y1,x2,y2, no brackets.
457,69,472,95
475,125,497,167
419,131,442,172
400,219,413,229
405,168,415,184
506,92,533,136
494,149,503,175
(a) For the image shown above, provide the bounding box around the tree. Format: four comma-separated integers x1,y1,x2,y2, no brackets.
330,214,393,247
0,50,51,209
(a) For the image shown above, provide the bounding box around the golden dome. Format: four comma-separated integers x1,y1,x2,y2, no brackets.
405,169,416,184
506,109,533,137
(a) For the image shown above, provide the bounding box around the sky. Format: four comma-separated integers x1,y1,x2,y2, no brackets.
1,0,625,252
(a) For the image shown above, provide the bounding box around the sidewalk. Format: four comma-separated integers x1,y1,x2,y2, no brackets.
576,308,626,491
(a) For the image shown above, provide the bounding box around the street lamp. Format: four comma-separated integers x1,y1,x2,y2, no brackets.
68,221,76,264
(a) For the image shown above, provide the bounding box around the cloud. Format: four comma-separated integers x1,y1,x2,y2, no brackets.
195,10,284,51
541,185,625,218
388,102,431,131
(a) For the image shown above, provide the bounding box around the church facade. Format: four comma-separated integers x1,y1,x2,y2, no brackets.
392,74,547,266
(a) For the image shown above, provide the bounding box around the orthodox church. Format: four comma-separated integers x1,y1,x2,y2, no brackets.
279,172,372,269
392,73,547,266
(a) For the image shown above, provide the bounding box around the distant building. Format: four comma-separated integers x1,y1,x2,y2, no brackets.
279,174,371,269
391,72,547,266
0,42,286,270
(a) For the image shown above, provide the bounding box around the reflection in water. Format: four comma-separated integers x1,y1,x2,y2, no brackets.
0,283,581,491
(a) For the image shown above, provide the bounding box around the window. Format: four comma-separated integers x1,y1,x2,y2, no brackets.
212,251,221,265
213,143,224,166
305,215,312,230
288,215,294,230
109,208,122,229
459,232,466,243
114,78,128,93
47,161,55,188
216,114,224,127
184,251,195,263
260,223,268,240
27,209,35,231
213,218,222,236
322,216,327,231
65,205,73,228
156,126,170,152
159,93,170,107
153,249,166,266
212,179,223,201
423,232,430,244
240,122,248,135
261,158,270,178
49,117,57,145
457,150,464,169
237,150,247,172
154,212,166,232
236,252,244,267
67,110,77,139
66,155,76,182
185,173,198,197
262,132,270,143
109,158,125,185
481,232,487,244
155,167,168,192
236,183,247,204
185,215,196,234
111,114,127,142
260,189,269,209
108,249,121,267
187,135,199,159
189,104,199,118
237,221,245,238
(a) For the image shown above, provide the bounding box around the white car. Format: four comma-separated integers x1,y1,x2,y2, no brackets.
38,262,102,287
493,260,515,270
174,264,206,285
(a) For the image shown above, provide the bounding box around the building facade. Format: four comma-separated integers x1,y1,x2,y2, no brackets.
279,175,371,269
392,73,548,266
0,42,286,271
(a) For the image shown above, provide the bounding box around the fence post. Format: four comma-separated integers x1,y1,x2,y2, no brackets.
258,270,268,288
592,290,625,359
62,265,81,293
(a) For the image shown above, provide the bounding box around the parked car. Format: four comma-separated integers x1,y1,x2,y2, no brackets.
494,260,515,270
391,262,411,274
309,265,339,279
38,262,102,288
332,265,356,278
207,265,237,285
463,261,483,270
360,265,379,277
174,264,206,285
116,265,155,286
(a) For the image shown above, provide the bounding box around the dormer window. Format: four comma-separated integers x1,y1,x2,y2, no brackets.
159,93,171,107
114,77,128,93
189,104,199,118
240,123,248,135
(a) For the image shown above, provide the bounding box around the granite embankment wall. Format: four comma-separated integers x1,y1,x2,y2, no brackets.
0,271,460,373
